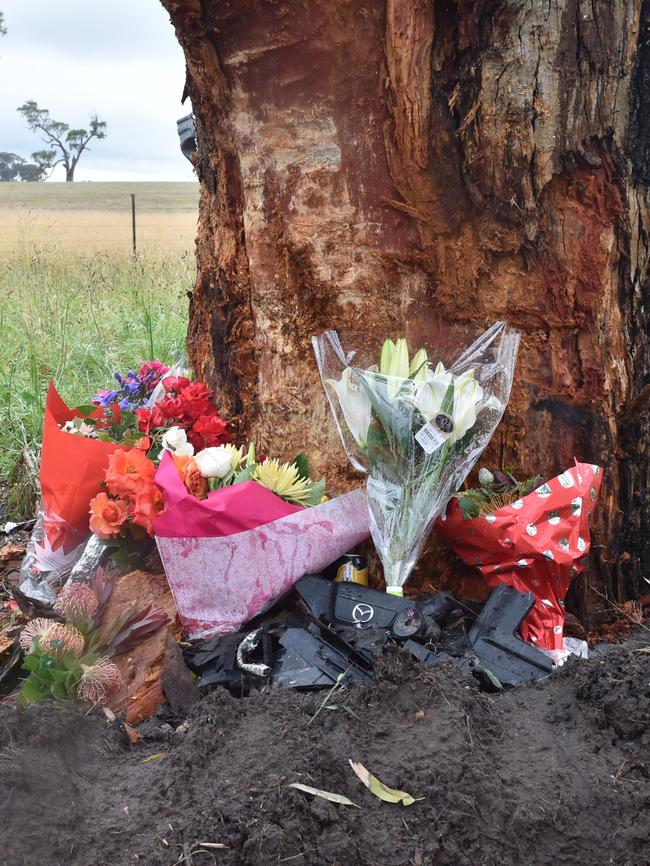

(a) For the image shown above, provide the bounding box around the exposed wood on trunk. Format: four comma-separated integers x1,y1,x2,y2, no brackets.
160,0,650,619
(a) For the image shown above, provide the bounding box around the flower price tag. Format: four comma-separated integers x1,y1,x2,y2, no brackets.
415,412,454,454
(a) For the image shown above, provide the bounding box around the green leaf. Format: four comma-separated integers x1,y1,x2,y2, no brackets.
440,381,455,417
291,453,310,481
21,677,47,703
110,548,131,566
475,665,503,690
73,404,99,417
289,782,360,809
304,478,326,507
233,464,256,484
366,420,391,466
50,681,69,700
357,374,410,452
22,652,41,673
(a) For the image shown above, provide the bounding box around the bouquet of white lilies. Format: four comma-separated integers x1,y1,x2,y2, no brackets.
313,322,520,596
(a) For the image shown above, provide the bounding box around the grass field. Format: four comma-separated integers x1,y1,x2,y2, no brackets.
0,181,200,252
0,182,198,515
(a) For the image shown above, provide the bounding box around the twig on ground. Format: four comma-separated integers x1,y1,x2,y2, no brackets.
590,587,650,633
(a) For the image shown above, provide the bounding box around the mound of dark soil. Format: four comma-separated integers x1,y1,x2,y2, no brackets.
1,648,649,866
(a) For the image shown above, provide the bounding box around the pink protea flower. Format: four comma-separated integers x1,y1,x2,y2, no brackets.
77,657,122,704
39,623,85,659
54,583,99,622
19,618,53,652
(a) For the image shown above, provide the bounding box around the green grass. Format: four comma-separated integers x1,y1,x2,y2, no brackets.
0,247,193,514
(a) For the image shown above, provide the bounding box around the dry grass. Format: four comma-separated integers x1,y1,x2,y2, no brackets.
0,181,199,253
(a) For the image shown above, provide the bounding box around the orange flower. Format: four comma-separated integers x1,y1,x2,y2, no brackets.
105,448,155,498
89,492,129,539
172,454,208,500
131,484,165,535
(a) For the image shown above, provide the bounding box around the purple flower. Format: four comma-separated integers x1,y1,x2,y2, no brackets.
92,389,119,406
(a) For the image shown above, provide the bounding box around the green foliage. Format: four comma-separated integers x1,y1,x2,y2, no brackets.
457,467,543,519
0,248,190,513
19,646,97,706
71,405,144,445
0,151,48,182
290,452,310,481
17,100,107,181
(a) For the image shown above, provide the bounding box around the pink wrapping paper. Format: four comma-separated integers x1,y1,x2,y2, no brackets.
154,451,302,537
154,455,370,638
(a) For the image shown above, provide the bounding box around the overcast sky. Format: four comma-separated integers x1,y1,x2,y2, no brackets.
0,0,195,181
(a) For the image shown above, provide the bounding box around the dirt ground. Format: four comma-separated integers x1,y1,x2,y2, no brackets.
1,646,648,866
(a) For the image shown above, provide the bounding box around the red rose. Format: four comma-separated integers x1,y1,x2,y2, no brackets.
188,414,230,450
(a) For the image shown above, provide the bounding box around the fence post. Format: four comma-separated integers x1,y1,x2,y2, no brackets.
131,193,137,255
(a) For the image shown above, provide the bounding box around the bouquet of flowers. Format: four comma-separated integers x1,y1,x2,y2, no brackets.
154,446,369,638
313,322,520,596
435,462,603,654
18,566,168,706
19,362,230,604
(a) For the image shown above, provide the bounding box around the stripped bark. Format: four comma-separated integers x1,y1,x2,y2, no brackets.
161,0,650,617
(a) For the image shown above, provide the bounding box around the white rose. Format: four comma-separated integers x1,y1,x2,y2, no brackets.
162,426,194,456
194,446,233,478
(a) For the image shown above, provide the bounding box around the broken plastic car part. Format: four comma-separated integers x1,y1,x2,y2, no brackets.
467,584,553,686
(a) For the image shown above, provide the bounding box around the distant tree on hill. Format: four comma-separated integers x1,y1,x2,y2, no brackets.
0,151,48,182
0,12,6,36
17,101,107,182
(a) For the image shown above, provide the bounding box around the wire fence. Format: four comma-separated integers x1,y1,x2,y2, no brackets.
0,191,199,254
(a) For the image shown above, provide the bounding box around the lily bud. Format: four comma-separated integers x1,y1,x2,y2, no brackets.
409,347,429,380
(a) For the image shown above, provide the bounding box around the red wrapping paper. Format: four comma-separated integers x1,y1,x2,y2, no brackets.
40,381,131,554
435,462,602,650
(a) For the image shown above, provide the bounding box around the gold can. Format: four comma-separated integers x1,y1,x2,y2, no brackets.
335,553,368,586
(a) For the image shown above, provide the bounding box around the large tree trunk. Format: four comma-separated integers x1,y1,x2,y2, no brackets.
161,0,650,620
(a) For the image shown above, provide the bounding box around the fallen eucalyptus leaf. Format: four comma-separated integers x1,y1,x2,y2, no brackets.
142,752,167,763
289,782,360,808
348,760,423,806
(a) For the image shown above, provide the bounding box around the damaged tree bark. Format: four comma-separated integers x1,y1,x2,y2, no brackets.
161,0,650,619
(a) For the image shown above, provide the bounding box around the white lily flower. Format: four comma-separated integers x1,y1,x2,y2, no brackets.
414,361,452,421
449,369,483,443
328,368,372,449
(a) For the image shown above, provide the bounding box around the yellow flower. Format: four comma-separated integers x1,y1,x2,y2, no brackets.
253,459,315,506
224,444,246,471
